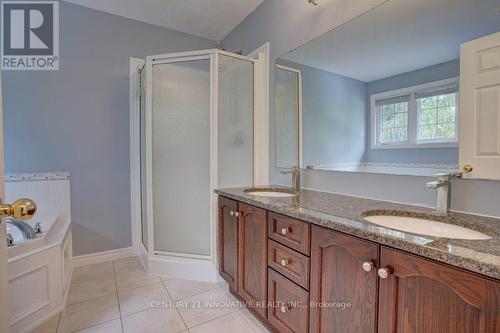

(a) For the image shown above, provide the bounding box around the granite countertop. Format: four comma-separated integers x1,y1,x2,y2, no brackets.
215,186,500,280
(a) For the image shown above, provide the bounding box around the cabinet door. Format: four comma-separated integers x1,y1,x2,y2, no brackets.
310,226,379,333
378,247,499,333
268,268,309,333
238,203,268,318
460,31,500,179
218,197,239,291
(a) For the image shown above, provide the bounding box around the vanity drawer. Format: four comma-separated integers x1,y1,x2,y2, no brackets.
268,212,310,255
268,240,310,290
268,268,309,333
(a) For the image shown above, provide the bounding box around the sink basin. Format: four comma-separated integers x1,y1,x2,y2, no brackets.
244,188,296,198
364,215,492,240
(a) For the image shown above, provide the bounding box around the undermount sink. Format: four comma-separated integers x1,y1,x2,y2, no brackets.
244,188,296,198
364,214,492,240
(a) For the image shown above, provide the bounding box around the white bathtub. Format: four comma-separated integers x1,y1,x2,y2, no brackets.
7,215,72,333
308,164,458,177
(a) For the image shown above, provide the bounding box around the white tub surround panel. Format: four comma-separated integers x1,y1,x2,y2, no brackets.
5,172,72,333
5,172,71,222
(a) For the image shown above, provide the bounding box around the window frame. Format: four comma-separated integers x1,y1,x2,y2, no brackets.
370,77,459,149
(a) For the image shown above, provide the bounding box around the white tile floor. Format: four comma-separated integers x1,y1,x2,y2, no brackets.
30,257,270,333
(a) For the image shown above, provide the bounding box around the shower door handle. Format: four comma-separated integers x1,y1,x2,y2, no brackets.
0,198,37,220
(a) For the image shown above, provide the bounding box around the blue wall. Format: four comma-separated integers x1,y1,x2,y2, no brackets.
278,60,367,166
2,2,215,255
366,59,460,165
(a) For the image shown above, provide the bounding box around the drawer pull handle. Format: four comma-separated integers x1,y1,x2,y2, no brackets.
234,211,240,217
280,259,289,267
229,210,234,216
362,261,375,272
280,227,289,235
280,304,292,313
378,267,391,279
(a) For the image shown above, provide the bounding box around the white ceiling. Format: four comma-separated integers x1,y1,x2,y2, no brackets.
282,0,500,82
64,0,263,41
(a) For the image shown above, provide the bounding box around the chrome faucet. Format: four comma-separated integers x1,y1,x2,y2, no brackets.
281,166,300,194
426,172,463,214
6,233,14,247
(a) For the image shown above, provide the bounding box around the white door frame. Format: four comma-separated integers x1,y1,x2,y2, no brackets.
129,57,145,257
248,42,270,185
0,67,11,333
275,64,303,169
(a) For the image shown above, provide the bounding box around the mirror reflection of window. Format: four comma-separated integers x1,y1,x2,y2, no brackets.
372,79,459,148
416,90,458,143
377,96,409,144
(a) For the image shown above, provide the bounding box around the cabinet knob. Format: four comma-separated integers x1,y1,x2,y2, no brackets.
230,210,234,216
377,267,391,279
280,227,289,235
280,259,289,267
362,261,375,272
234,211,240,217
280,303,292,313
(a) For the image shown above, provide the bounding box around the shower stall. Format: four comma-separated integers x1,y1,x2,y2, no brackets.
134,49,265,281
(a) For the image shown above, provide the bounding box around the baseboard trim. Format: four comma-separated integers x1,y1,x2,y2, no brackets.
18,305,65,333
73,247,133,267
148,255,221,282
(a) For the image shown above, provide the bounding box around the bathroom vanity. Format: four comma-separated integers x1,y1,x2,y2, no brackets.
217,1,500,331
216,188,500,333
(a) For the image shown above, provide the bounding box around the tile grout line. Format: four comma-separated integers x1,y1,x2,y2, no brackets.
66,262,117,307
66,290,117,308
116,283,171,319
68,318,120,333
160,279,219,302
160,278,190,332
111,260,125,333
186,309,247,332
174,283,240,331
55,311,62,333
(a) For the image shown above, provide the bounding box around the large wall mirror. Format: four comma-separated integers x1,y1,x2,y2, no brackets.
275,0,500,177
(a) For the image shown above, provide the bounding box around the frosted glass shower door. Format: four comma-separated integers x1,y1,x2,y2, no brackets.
218,54,254,188
151,57,211,256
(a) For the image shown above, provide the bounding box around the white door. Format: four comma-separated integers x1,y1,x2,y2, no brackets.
460,31,500,180
0,70,11,332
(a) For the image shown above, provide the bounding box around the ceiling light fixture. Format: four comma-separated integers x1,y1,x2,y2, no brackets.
309,0,320,5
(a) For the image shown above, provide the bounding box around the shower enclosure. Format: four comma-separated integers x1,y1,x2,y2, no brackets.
135,49,264,281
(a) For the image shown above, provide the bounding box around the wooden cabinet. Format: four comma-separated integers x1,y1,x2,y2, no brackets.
238,202,268,318
268,268,310,333
268,239,310,290
269,212,310,255
378,247,500,333
309,225,379,333
218,197,239,291
218,197,500,333
218,197,268,318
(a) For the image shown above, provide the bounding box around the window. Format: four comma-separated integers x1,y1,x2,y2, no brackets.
371,78,459,148
377,95,409,144
416,88,458,142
